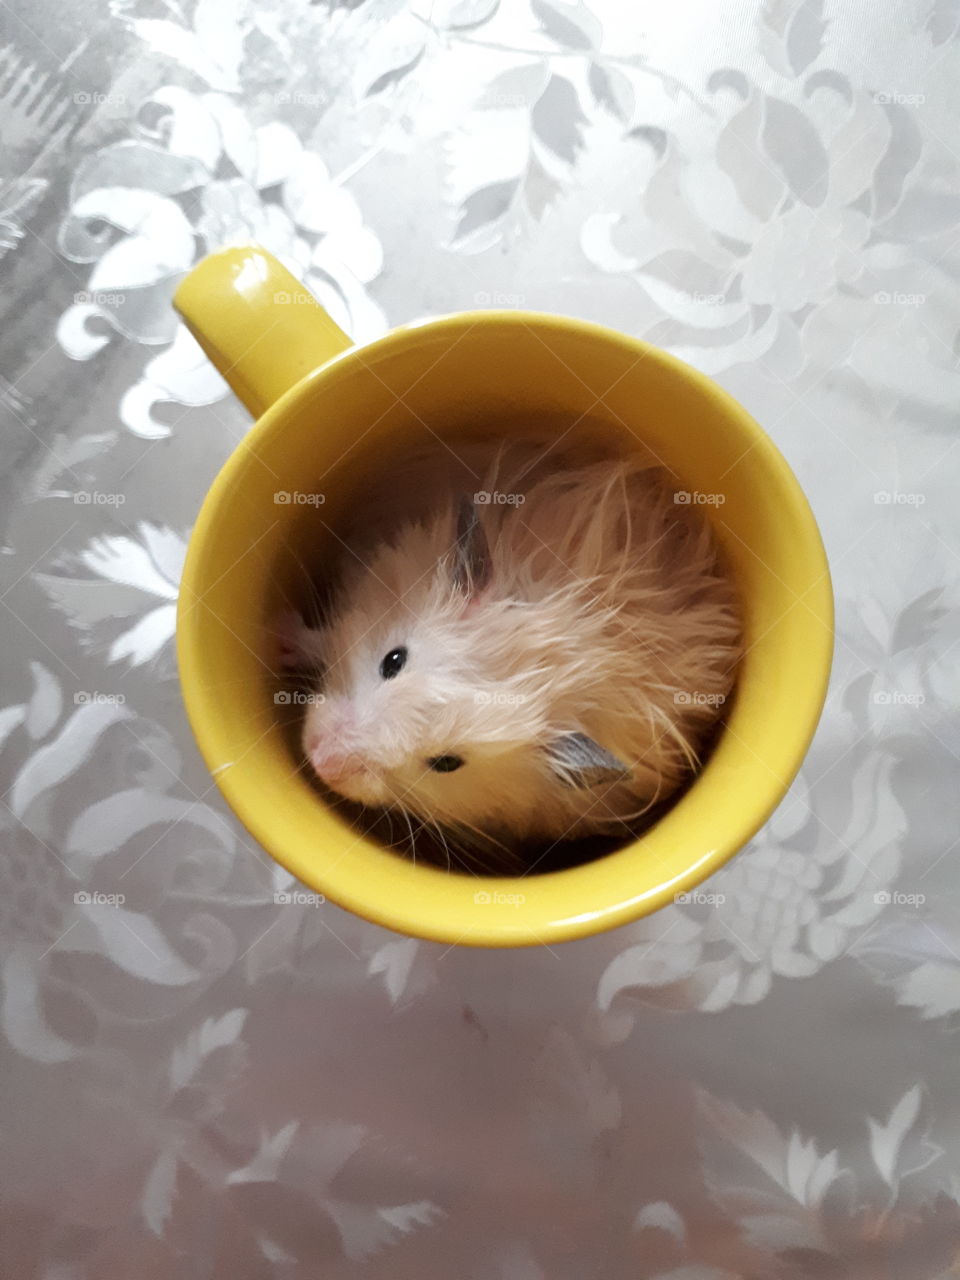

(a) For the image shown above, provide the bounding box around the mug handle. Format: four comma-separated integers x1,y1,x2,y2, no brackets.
173,244,354,418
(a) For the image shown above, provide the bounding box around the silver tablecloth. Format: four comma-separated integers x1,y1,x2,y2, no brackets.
2,1,959,1275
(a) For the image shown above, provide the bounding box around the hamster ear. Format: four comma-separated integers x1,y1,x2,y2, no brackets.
545,731,632,789
452,496,492,596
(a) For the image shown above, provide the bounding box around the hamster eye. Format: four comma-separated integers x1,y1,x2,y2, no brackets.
427,754,464,773
379,646,408,679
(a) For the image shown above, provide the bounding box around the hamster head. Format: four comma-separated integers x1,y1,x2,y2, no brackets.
300,499,631,840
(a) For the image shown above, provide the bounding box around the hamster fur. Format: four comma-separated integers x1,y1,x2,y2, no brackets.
278,446,742,868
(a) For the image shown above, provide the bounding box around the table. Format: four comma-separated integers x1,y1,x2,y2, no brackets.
2,1,958,1274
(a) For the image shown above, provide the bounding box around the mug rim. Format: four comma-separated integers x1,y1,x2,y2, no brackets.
178,309,834,946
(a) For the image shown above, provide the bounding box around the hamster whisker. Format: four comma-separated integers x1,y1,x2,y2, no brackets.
442,815,523,875
409,815,443,869
423,814,454,873
382,807,398,848
398,804,419,866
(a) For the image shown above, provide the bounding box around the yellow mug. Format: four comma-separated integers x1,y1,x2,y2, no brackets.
174,244,833,948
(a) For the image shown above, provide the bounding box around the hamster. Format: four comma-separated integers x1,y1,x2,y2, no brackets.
276,444,742,871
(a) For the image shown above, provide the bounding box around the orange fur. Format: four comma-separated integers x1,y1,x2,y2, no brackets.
292,446,742,860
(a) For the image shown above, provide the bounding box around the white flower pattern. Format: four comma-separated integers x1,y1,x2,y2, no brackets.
36,522,186,669
57,85,386,437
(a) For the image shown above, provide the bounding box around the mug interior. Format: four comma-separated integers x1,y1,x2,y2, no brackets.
178,313,832,946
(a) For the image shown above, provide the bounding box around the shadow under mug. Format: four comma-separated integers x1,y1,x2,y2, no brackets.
174,245,833,948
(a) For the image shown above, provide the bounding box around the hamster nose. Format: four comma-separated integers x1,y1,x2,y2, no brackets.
310,744,366,785
320,759,366,787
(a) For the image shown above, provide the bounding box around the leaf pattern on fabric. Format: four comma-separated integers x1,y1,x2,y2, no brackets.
597,748,908,1024
56,85,387,433
0,672,244,1066
36,523,186,668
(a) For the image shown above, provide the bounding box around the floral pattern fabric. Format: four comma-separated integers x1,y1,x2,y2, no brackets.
1,0,959,1274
